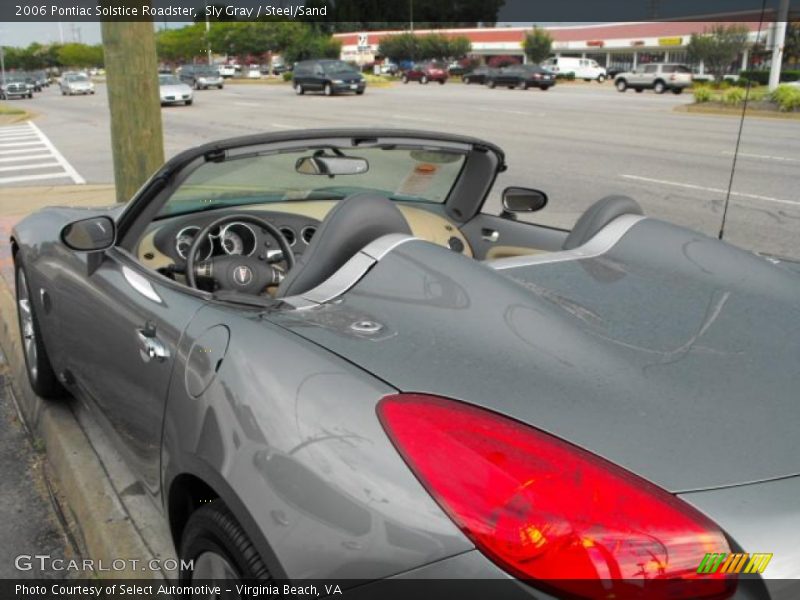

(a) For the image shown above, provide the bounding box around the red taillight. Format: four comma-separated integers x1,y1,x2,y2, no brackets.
378,394,736,600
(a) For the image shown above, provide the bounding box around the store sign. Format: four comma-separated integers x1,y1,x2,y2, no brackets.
357,33,370,50
658,37,683,46
630,40,645,46
587,40,604,47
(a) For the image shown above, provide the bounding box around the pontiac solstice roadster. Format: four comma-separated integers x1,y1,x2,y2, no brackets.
10,130,800,598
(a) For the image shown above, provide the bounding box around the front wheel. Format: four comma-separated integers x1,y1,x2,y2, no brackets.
420,75,428,84
597,74,606,83
179,500,269,593
294,83,304,95
323,83,333,96
654,81,666,94
615,79,627,92
15,262,64,399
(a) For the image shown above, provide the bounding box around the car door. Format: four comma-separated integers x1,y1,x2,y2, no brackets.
56,247,205,495
312,63,325,90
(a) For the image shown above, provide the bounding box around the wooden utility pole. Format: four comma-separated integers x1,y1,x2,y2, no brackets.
101,20,164,203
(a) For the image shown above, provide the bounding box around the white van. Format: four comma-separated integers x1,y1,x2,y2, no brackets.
542,57,607,82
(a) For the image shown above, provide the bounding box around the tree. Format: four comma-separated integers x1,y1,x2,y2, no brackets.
208,22,302,63
156,24,206,65
57,43,104,68
523,26,552,64
378,33,471,62
378,33,420,62
687,24,750,82
282,27,342,64
784,21,799,68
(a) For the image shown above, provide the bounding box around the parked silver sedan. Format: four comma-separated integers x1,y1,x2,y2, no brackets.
60,73,95,96
158,74,194,106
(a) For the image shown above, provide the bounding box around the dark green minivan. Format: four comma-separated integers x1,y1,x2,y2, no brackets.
292,59,366,96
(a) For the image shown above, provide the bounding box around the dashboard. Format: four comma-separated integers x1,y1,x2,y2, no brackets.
136,200,472,272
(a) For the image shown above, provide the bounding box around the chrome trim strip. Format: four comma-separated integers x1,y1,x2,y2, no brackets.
489,215,646,270
282,234,417,308
300,225,317,245
122,265,163,304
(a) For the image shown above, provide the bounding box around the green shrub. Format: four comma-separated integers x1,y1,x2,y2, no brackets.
771,84,800,111
721,87,745,105
282,71,293,82
739,69,800,86
693,85,713,103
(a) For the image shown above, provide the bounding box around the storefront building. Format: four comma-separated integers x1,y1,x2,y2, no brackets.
334,17,774,74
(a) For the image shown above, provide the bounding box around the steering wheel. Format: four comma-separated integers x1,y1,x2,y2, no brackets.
185,214,296,294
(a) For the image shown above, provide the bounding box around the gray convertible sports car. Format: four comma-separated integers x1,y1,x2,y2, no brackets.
10,129,799,599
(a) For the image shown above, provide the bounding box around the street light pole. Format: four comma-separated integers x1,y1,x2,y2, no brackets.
768,0,790,91
410,0,414,32
204,1,212,65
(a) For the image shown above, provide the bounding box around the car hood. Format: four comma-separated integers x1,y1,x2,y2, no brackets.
160,84,191,95
269,219,800,493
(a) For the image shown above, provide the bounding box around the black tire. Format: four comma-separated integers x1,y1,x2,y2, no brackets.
294,83,304,95
615,79,627,92
635,88,644,93
15,261,65,399
672,87,683,95
520,82,529,90
185,99,193,105
179,500,269,591
356,89,365,95
598,74,606,83
540,86,551,91
218,84,224,90
463,76,471,84
488,80,496,89
654,80,666,94
401,75,408,84
420,75,428,84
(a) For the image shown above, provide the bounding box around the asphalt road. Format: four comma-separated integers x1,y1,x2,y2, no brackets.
0,371,70,578
5,80,800,259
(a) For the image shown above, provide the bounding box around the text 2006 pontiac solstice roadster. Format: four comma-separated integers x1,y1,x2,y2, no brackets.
10,129,800,599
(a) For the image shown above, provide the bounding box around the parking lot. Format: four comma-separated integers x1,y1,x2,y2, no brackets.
4,79,799,259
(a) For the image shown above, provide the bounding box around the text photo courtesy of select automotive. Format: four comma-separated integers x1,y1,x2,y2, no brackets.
0,1,799,600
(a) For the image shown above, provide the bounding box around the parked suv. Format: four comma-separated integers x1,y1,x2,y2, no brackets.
179,65,224,90
486,64,555,91
614,63,692,94
292,60,365,96
401,62,448,84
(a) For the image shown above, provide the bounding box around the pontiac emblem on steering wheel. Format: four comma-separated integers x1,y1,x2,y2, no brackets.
233,265,253,286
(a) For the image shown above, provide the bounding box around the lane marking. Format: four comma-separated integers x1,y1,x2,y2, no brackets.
721,150,800,163
0,172,72,184
0,147,50,155
0,141,45,148
620,174,800,207
0,162,60,172
0,154,51,163
27,121,85,184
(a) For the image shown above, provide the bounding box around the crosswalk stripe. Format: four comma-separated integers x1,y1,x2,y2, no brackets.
0,141,45,148
0,154,51,163
0,162,61,172
0,172,73,184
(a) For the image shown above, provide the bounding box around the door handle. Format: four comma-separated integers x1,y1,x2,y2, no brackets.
482,228,500,243
136,327,169,363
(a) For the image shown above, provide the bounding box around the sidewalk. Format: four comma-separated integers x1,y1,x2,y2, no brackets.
0,184,169,579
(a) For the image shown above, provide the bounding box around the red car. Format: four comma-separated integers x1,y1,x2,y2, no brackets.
401,62,448,84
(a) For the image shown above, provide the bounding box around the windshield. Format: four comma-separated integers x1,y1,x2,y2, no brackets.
323,61,358,75
159,75,181,85
67,74,89,82
158,146,466,218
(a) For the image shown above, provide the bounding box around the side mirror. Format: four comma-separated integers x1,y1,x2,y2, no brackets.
295,155,369,176
501,187,548,220
61,216,116,252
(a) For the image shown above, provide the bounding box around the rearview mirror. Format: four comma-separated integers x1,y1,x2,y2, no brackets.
502,187,548,217
61,216,115,252
295,155,369,176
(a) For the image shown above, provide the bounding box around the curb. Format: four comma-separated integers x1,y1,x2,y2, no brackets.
0,265,162,579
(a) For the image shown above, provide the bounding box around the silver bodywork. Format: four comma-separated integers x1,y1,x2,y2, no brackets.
9,129,799,597
159,82,194,105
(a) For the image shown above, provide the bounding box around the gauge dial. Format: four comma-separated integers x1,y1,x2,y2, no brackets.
222,230,244,255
